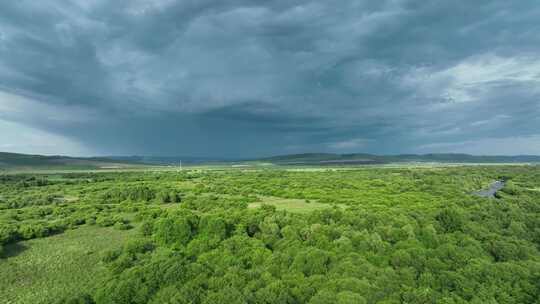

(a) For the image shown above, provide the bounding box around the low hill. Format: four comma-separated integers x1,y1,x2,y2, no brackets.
258,153,540,165
260,153,386,165
0,152,144,171
107,155,240,165
2,151,540,170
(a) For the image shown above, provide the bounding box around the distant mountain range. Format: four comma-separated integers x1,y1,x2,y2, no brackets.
106,155,240,165
257,153,540,165
0,152,142,170
1,151,540,170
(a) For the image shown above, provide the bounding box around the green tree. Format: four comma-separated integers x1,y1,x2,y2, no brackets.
154,217,193,247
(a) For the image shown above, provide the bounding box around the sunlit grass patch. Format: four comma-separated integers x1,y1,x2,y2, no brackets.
248,196,339,213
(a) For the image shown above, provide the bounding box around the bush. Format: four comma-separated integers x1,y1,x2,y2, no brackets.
158,190,182,204
114,222,132,230
101,248,122,263
123,239,155,256
19,223,51,239
140,221,154,236
500,181,519,195
154,216,193,247
0,225,19,244
436,207,464,233
68,216,86,227
96,216,115,227
112,215,129,225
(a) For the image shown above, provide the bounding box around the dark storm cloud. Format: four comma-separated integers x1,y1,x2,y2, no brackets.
1,0,539,156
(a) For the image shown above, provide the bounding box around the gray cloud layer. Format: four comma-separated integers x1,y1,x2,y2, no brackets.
1,0,539,156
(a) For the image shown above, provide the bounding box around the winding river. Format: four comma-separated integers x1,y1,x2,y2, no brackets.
473,180,506,198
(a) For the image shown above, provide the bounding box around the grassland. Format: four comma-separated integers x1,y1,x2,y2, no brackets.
248,196,337,213
0,226,138,304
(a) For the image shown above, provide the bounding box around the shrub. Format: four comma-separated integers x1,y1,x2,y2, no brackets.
114,222,132,230
198,215,227,240
112,215,129,225
96,216,115,227
158,191,172,203
123,239,155,256
158,190,182,204
0,225,19,244
436,207,464,233
101,248,122,263
68,216,86,227
19,223,51,239
86,217,97,225
140,221,154,236
500,181,519,196
154,217,193,247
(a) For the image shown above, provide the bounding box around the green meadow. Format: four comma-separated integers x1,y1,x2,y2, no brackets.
248,196,336,213
1,226,138,303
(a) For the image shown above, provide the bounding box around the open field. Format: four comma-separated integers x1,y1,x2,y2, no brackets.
1,165,539,303
248,196,338,213
0,226,138,303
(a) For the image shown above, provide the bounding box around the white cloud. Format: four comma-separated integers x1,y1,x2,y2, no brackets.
469,114,510,127
403,54,540,106
0,119,92,156
327,138,371,151
0,90,97,124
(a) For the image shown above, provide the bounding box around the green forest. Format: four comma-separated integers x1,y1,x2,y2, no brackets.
1,166,539,303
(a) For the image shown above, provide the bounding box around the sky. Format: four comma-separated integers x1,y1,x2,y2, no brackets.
1,0,540,157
